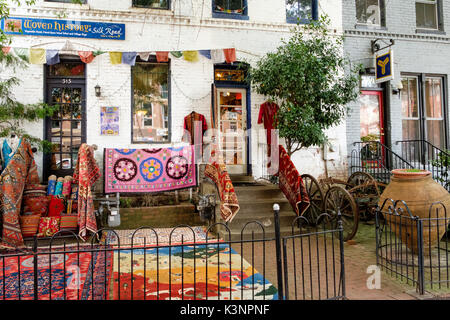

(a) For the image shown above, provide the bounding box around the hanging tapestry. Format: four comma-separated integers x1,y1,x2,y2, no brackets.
278,145,310,216
73,144,100,240
204,162,239,223
0,139,39,249
104,146,197,194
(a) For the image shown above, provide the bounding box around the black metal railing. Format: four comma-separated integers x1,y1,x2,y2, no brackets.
0,207,345,300
396,140,450,191
376,199,450,295
351,141,414,184
281,213,346,300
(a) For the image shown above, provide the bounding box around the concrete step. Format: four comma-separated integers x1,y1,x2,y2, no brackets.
227,210,297,231
237,199,293,216
234,185,285,201
229,175,255,184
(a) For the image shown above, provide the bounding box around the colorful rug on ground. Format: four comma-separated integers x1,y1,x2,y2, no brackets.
204,162,239,223
278,145,310,216
0,245,113,300
103,226,218,246
104,146,197,194
108,243,278,300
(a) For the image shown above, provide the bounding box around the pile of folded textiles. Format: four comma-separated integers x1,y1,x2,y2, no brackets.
20,175,79,239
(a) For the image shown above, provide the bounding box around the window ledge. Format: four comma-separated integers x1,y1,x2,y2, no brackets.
212,11,249,20
40,2,90,10
415,28,445,35
129,7,173,14
286,17,315,25
354,23,387,31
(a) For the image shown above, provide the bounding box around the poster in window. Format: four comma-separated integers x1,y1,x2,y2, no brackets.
100,107,120,136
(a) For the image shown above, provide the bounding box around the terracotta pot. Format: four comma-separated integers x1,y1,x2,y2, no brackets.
378,169,450,254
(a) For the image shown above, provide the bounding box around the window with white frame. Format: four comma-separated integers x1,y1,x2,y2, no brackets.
286,0,318,23
401,75,446,149
355,0,383,26
416,0,439,30
132,0,169,9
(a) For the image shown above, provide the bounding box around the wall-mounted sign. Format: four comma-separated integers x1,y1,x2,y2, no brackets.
1,17,125,40
101,107,120,136
375,49,394,83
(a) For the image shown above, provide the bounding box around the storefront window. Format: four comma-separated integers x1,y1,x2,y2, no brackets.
132,62,170,143
416,0,438,29
355,0,383,26
286,0,318,23
132,0,169,9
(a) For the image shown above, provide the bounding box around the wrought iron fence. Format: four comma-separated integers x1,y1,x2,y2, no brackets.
351,141,414,185
0,207,346,300
281,213,346,300
396,140,450,191
375,199,450,295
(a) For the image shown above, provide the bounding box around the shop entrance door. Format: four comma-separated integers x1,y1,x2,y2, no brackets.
359,90,385,167
216,88,247,175
44,61,86,179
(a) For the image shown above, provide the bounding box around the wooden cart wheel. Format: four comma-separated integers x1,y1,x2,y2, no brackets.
324,186,359,241
346,171,381,197
301,174,325,225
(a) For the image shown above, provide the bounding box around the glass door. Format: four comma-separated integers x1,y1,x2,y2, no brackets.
45,61,86,178
360,90,385,168
216,88,247,174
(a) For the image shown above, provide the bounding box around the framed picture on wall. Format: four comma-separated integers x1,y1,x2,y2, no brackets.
100,107,120,136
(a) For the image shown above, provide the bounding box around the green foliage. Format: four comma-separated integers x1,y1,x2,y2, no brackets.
0,0,56,152
250,15,362,156
431,150,450,188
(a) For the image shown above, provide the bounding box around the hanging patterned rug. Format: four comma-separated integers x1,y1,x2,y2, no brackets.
104,147,197,194
0,245,113,300
103,226,216,246
108,243,278,300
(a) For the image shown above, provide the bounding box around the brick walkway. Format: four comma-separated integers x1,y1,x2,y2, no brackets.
233,223,418,300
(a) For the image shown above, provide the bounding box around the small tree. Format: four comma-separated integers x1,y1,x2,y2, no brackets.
0,0,55,151
251,16,361,156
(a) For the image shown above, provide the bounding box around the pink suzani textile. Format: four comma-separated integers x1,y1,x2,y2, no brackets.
104,146,197,193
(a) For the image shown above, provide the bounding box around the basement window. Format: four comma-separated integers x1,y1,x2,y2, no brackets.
132,0,170,9
286,0,318,24
212,0,249,20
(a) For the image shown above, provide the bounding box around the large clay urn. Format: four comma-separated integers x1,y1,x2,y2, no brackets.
378,169,450,254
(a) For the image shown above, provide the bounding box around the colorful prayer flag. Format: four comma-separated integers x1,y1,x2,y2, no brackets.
29,48,46,64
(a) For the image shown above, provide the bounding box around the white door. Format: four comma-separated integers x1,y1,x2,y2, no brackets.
216,88,247,175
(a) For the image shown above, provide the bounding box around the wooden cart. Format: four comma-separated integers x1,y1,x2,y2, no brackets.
300,172,386,241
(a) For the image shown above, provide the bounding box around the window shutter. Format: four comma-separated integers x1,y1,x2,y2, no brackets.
437,0,444,31
380,0,386,27
312,0,319,21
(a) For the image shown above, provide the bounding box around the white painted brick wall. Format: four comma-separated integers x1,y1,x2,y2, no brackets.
3,0,346,181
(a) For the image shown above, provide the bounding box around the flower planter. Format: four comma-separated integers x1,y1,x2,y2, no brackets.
378,169,450,254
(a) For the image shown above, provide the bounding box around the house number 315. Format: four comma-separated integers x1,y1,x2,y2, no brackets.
62,79,72,84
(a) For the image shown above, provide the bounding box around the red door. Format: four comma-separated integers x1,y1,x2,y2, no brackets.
359,90,385,168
